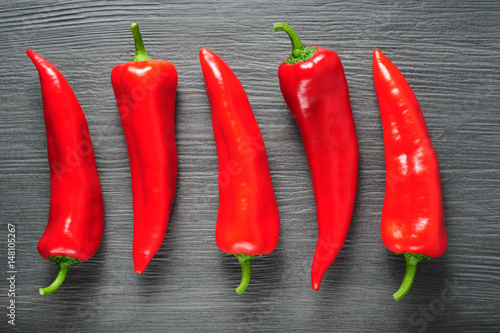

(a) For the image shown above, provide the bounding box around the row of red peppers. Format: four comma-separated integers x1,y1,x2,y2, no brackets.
28,22,447,299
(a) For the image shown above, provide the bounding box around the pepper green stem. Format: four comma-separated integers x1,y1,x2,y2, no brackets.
233,254,254,295
273,22,317,64
393,252,430,301
131,22,152,62
273,22,303,57
39,256,81,296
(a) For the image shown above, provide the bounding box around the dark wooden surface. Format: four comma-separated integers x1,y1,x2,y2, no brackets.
1,0,499,332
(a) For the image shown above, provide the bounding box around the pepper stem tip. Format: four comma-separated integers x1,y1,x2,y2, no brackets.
273,22,303,54
393,252,430,301
273,22,316,64
130,22,152,62
233,254,254,295
39,256,81,296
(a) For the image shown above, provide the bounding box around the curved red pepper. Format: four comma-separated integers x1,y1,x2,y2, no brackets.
274,23,358,291
111,23,178,274
373,50,447,300
27,50,104,295
199,48,280,294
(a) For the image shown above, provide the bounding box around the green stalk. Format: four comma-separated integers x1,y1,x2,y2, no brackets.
393,252,430,301
39,256,81,296
233,254,254,295
273,22,317,64
130,22,152,62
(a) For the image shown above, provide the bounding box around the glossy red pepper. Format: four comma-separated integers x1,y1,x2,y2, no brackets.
199,48,280,294
111,23,178,274
27,50,104,295
274,23,358,291
373,50,447,301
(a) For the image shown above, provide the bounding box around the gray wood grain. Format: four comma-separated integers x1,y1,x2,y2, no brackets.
1,0,499,332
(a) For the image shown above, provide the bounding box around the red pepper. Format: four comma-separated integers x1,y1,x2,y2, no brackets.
373,50,447,301
111,23,178,273
274,23,358,291
27,50,104,295
199,48,280,294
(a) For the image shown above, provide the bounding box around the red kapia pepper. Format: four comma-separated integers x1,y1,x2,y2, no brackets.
111,23,178,274
274,23,358,291
199,48,280,294
373,50,447,301
27,50,104,295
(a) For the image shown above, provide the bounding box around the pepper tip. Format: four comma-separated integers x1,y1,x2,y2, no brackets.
133,252,153,274
373,49,385,61
199,48,215,61
133,264,146,274
311,280,321,291
26,49,38,62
